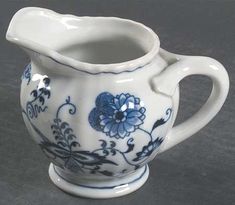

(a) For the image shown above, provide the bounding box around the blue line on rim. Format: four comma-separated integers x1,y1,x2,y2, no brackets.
49,56,149,75
28,48,150,75
53,165,147,189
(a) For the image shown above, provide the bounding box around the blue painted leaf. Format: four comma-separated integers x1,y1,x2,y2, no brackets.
55,135,61,140
70,141,79,147
151,118,166,132
95,92,113,108
31,90,38,98
60,122,69,129
99,170,113,176
43,90,51,98
51,124,60,130
63,128,73,135
53,118,61,123
124,138,134,153
43,77,50,86
57,141,67,147
103,149,109,155
67,134,76,141
52,130,60,135
99,140,107,148
88,108,102,131
110,141,116,148
110,149,116,155
39,96,45,105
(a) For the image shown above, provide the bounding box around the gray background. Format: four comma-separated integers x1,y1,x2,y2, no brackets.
0,0,234,204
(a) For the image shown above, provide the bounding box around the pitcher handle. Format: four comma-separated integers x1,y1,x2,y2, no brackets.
151,50,229,152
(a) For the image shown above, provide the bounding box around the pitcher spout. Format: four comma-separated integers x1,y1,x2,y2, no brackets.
6,7,83,60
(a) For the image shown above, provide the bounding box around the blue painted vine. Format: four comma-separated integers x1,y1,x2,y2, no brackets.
21,63,32,85
89,92,172,169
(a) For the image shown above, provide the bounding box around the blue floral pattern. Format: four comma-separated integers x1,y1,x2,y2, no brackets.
22,96,118,176
22,84,173,176
89,92,146,139
89,92,173,166
26,76,51,119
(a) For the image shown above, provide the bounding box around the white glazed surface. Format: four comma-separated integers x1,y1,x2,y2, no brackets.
6,7,229,198
49,163,149,199
20,52,175,178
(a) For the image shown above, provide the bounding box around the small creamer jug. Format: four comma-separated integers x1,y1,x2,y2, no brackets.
6,7,229,198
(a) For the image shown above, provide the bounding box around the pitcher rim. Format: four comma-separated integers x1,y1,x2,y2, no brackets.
6,7,160,74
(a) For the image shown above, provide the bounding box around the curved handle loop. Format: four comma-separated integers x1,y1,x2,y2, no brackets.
152,50,229,153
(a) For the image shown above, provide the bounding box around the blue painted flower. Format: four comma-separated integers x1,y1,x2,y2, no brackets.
89,92,146,139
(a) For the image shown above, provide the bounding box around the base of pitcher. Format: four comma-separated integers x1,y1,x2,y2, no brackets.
48,163,149,199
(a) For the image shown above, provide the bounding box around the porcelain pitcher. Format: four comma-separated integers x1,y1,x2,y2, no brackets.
6,7,229,198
